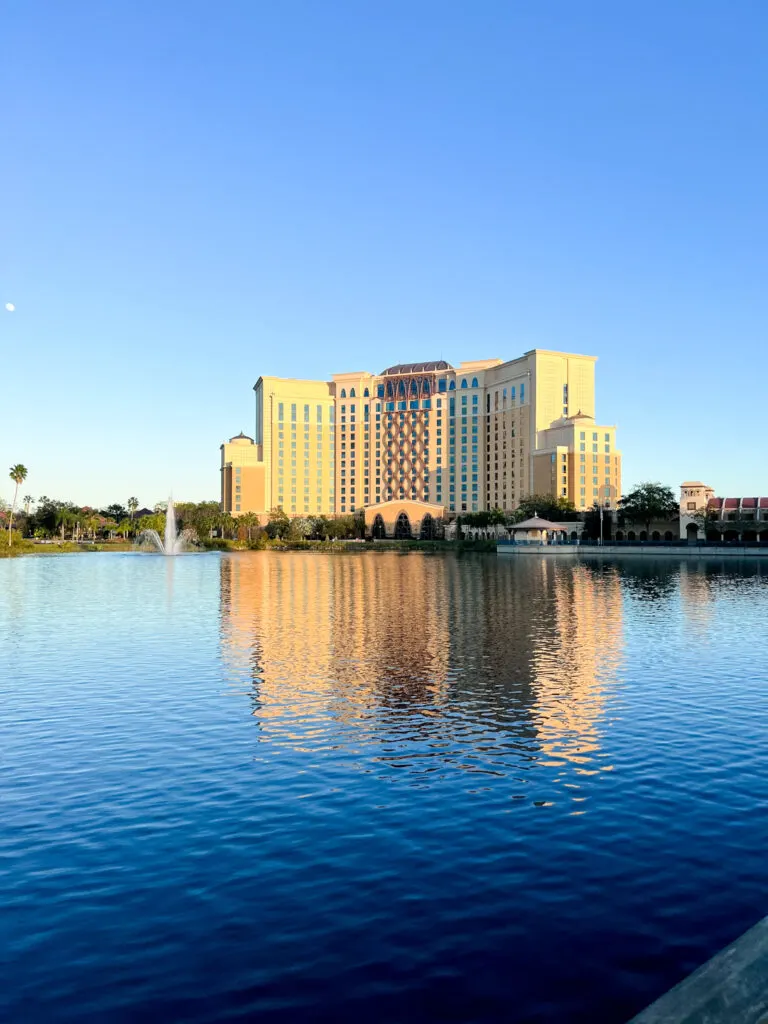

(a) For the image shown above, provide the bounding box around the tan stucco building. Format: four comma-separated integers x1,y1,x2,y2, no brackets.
220,433,264,516
679,481,768,543
222,349,621,518
364,499,445,539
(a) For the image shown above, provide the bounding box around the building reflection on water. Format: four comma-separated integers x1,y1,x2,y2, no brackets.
219,553,626,777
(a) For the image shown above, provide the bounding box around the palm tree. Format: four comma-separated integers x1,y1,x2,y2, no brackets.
127,497,139,522
7,464,28,546
240,511,259,541
23,495,34,515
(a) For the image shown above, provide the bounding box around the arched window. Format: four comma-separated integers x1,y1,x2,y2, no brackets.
422,379,430,396
398,381,406,397
340,388,346,398
449,380,456,391
652,531,661,542
471,377,478,388
386,382,394,398
410,380,418,396
628,531,636,541
350,387,356,398
372,514,386,540
438,378,447,392
394,512,412,539
664,531,674,541
461,379,468,389
363,387,369,397
420,514,436,540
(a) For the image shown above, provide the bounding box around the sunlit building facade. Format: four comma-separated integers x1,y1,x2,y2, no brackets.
222,349,621,517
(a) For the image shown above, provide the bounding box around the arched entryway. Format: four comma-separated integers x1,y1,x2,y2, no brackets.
420,513,436,540
627,531,636,541
616,530,624,541
394,512,412,539
665,531,674,542
652,530,661,542
372,514,386,540
686,523,699,544
639,530,648,542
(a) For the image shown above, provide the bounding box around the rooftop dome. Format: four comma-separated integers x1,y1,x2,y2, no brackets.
381,360,453,375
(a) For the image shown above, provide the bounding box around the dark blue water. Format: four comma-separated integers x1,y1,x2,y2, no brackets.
2,552,768,1023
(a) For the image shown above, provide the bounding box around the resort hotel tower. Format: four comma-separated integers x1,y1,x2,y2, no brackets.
220,348,621,523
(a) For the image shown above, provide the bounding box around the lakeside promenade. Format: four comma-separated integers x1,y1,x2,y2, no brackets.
498,541,768,559
629,914,768,1023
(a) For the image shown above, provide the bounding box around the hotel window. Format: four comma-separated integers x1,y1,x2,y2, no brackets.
291,404,296,422
605,444,610,453
580,431,585,440
278,403,284,421
580,443,585,452
593,433,598,441
304,405,310,422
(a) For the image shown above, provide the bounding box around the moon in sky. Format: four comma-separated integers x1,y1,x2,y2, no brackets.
4,303,15,312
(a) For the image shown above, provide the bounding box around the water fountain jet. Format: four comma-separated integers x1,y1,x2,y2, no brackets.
138,497,186,555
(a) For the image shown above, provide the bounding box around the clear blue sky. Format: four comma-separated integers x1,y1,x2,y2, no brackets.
2,0,766,508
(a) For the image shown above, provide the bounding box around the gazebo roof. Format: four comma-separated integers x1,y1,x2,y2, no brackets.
510,517,567,532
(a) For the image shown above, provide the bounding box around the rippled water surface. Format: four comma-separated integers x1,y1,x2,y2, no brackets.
3,552,768,1022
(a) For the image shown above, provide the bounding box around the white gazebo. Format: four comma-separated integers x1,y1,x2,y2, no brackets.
508,516,568,545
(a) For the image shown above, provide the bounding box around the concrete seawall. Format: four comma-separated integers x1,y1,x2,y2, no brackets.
497,543,768,559
628,915,768,1023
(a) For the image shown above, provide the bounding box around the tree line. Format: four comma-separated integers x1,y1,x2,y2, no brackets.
0,492,243,545
6,474,715,548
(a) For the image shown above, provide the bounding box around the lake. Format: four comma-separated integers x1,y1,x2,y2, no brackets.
2,551,768,1022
